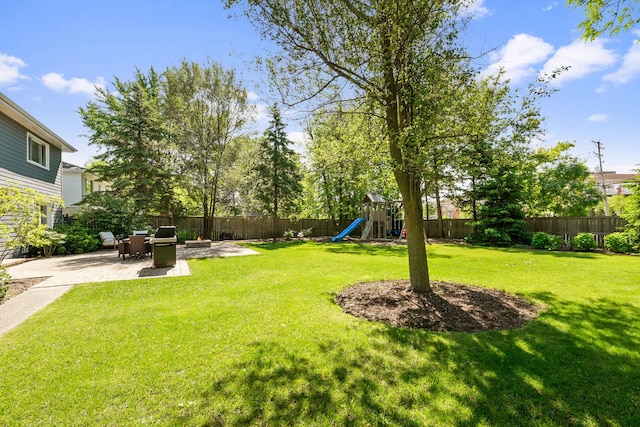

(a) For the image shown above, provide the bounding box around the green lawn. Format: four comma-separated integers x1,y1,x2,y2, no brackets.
1,242,639,426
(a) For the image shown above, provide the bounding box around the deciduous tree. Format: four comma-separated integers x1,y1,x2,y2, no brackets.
0,182,63,263
227,0,470,291
306,105,394,221
568,0,640,40
164,60,251,239
620,168,640,249
527,142,601,217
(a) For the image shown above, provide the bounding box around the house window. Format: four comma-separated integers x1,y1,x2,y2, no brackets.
27,133,50,170
40,205,48,225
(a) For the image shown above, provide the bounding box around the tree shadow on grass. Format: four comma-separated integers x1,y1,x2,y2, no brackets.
245,240,430,258
181,340,432,426
323,242,410,258
174,294,640,426
454,244,603,260
323,242,456,259
243,240,309,251
381,293,640,426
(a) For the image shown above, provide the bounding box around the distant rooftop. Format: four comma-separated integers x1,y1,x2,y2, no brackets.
590,171,637,184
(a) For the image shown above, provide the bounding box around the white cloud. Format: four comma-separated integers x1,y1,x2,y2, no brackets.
481,34,554,83
41,72,105,95
287,130,309,153
0,53,29,86
287,131,307,144
542,2,558,12
540,39,618,85
603,38,640,84
247,90,259,101
609,163,637,174
251,102,269,123
588,113,608,122
462,0,491,19
41,72,68,91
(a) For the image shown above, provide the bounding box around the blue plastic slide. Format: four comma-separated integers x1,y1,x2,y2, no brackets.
331,217,367,242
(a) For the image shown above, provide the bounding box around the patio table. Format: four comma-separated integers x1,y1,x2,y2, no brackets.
118,236,151,259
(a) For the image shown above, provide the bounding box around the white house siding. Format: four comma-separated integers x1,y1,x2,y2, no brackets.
62,164,112,215
62,169,84,207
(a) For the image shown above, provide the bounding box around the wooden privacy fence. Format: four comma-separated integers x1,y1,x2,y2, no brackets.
525,217,627,246
151,215,627,246
151,216,351,241
425,217,627,246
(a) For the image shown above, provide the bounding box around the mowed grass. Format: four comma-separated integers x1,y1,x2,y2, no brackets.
0,242,639,426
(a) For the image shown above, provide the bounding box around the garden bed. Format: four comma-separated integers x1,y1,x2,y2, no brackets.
1,277,48,304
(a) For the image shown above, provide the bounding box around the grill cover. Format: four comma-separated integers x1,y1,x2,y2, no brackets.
154,226,176,238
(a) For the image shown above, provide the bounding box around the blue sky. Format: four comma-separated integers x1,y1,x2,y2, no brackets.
1,0,638,173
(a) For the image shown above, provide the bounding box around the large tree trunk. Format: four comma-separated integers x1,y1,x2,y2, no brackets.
381,9,431,293
394,168,430,293
387,98,430,292
385,122,430,291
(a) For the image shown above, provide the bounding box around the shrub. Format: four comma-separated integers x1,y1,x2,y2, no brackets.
283,228,313,240
39,230,67,257
572,232,596,252
54,224,101,255
466,228,512,247
176,229,198,244
531,232,563,251
0,182,63,264
604,232,634,254
0,265,9,301
75,192,150,238
297,227,313,238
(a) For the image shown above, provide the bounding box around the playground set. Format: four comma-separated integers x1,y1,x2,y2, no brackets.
331,194,405,242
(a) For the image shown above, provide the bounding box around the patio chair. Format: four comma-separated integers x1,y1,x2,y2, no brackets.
99,231,116,249
118,239,129,259
127,235,147,258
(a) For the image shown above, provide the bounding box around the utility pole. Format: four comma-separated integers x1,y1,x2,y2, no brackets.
594,140,609,216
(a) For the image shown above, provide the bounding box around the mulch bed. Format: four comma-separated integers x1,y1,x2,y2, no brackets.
336,280,543,332
1,277,49,305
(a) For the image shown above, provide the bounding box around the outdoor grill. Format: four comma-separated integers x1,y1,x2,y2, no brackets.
151,226,177,267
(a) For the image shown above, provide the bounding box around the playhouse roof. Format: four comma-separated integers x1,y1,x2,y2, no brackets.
363,193,386,203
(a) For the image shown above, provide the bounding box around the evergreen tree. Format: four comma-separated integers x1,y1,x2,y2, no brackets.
467,163,530,247
79,68,173,216
253,105,302,240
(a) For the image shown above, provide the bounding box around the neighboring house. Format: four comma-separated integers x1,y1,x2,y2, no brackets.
62,162,111,215
590,171,637,197
1,92,76,245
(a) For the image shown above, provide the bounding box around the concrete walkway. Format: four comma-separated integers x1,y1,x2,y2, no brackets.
0,242,259,336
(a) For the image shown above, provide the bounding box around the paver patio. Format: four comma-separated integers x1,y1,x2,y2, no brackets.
0,242,259,335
